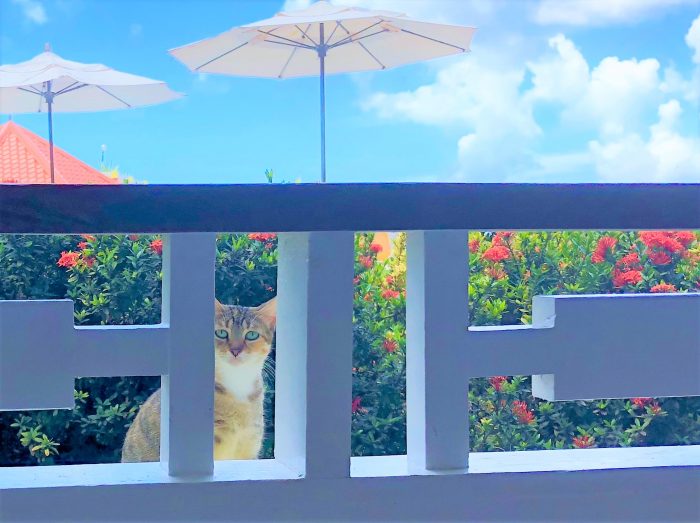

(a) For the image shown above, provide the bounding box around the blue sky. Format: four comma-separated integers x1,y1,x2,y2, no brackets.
1,0,699,184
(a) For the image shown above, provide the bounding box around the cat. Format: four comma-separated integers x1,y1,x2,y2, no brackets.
121,297,276,462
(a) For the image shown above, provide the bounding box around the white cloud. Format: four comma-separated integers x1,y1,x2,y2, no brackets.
361,24,700,183
590,100,700,182
686,13,700,63
534,0,699,26
365,54,541,179
10,0,47,25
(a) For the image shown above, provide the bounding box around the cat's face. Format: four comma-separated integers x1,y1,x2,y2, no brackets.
214,298,276,369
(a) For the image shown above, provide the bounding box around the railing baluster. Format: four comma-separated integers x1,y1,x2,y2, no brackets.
160,233,217,477
275,232,354,478
406,230,470,471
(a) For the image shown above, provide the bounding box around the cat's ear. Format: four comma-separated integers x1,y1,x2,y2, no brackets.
215,299,225,314
256,297,276,329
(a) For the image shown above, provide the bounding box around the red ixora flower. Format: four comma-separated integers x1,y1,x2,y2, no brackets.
57,251,80,268
248,233,277,243
358,255,373,269
381,289,400,300
489,376,508,392
572,435,595,449
591,236,616,264
81,234,96,242
83,257,96,268
612,269,643,288
616,252,641,269
632,397,653,409
369,243,383,253
469,238,481,252
385,275,395,285
673,231,696,248
647,250,672,266
77,241,89,250
149,239,163,255
128,234,140,241
383,339,398,353
512,400,535,424
353,276,361,285
351,396,363,414
650,283,676,293
639,231,685,254
482,245,510,263
649,402,663,416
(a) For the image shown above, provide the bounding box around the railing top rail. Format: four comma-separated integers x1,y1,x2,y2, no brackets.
1,183,698,233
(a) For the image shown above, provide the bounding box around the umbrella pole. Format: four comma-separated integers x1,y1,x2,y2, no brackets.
46,82,55,184
319,23,327,183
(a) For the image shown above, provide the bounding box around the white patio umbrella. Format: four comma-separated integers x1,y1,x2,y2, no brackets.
169,1,476,182
0,45,182,183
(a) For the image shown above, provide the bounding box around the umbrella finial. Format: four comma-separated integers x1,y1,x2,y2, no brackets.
44,42,51,52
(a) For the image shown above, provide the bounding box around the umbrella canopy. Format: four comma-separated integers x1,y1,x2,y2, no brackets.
0,46,182,182
0,48,182,113
169,1,476,181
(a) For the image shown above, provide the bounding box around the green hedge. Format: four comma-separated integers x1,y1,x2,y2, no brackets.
1,230,699,465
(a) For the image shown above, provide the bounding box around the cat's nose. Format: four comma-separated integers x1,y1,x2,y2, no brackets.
230,347,243,358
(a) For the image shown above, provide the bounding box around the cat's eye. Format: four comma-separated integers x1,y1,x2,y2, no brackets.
245,331,260,341
214,329,228,339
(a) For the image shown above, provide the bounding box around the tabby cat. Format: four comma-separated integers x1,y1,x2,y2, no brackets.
121,297,276,462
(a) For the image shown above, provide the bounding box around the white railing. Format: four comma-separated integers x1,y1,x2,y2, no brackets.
0,183,698,523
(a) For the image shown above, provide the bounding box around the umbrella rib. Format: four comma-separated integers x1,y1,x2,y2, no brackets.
195,41,249,70
257,30,314,50
357,41,386,69
294,24,318,46
326,21,341,44
95,86,132,108
278,46,298,78
54,81,80,95
329,20,384,48
18,86,43,96
399,28,466,52
54,82,89,96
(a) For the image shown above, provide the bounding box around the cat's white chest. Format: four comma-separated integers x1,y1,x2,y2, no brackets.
216,362,260,401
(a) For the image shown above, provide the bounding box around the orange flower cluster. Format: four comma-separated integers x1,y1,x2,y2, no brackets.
482,245,510,262
591,236,616,264
489,376,507,392
149,239,163,255
609,248,644,288
640,231,695,266
632,397,652,408
247,233,277,243
57,250,95,269
351,396,363,414
572,435,595,449
358,255,373,269
381,289,400,300
57,251,80,268
512,400,535,424
650,283,676,293
383,339,398,353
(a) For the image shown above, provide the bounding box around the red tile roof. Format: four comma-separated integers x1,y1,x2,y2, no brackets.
0,121,119,185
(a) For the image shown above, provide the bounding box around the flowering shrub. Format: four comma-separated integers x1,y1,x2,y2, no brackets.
0,229,699,465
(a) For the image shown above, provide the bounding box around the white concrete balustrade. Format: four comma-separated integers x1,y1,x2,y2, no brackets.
0,183,698,522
